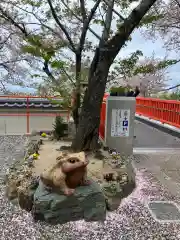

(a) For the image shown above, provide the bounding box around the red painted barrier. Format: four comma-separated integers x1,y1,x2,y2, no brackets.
0,95,70,134
1,95,179,136
99,94,109,140
99,94,180,140
136,97,180,128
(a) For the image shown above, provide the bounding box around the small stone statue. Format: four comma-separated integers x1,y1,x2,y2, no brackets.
40,152,90,196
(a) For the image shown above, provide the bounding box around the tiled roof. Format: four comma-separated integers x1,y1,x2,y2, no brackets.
0,98,62,108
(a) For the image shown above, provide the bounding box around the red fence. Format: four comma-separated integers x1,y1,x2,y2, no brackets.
99,95,180,140
0,95,70,134
99,94,109,140
136,97,180,128
1,95,179,135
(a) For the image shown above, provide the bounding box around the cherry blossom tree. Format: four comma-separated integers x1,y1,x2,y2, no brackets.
141,0,180,52
0,0,158,151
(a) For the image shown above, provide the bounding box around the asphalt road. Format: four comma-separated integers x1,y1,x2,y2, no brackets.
133,152,180,198
134,120,180,148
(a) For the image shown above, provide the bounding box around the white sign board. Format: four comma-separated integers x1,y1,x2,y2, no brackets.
111,109,130,137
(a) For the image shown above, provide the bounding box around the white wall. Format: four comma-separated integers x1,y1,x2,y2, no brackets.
29,116,56,132
0,114,69,135
0,116,26,134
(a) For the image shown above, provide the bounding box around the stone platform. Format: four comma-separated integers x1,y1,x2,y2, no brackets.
32,179,106,224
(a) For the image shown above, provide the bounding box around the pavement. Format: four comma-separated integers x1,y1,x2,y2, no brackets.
133,120,180,148
133,153,180,199
133,120,180,201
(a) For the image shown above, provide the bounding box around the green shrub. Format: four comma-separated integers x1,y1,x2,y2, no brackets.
110,86,126,95
53,116,68,140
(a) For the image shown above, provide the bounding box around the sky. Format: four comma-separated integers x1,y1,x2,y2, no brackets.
119,30,180,87
17,30,179,94
7,0,179,93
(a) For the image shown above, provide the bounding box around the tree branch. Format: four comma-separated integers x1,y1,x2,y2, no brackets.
106,0,158,63
100,0,115,43
163,83,180,91
43,60,76,87
97,6,110,42
0,80,8,93
61,68,76,87
10,4,68,42
87,0,114,80
0,7,28,37
102,0,125,20
0,63,9,71
43,60,59,84
0,33,14,49
0,58,28,65
79,0,87,20
46,0,76,52
79,0,101,52
61,0,102,40
174,0,180,8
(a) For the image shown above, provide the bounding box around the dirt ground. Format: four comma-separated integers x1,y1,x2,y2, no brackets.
33,140,68,176
32,140,127,184
33,140,106,180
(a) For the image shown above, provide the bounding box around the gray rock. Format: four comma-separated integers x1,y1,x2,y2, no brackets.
102,182,122,197
105,196,122,211
27,143,38,155
109,159,122,168
29,176,40,190
101,158,136,211
18,188,35,212
6,181,18,200
26,136,42,155
32,179,107,224
25,154,36,167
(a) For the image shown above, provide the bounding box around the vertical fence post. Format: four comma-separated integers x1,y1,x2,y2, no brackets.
4,120,7,135
67,110,70,122
26,96,30,134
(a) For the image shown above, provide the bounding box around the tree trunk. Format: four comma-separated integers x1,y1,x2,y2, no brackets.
71,0,158,152
72,53,82,130
71,55,110,152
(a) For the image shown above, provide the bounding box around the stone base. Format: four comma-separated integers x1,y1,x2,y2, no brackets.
32,179,107,224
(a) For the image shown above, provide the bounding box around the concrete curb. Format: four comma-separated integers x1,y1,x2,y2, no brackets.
135,114,180,139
